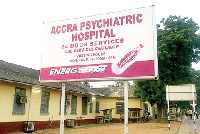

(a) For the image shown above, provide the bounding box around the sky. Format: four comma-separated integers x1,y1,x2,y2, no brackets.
1,0,200,87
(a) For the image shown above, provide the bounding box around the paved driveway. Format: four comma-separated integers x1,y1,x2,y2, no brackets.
179,118,200,134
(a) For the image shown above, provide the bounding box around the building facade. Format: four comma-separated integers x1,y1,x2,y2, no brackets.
93,87,155,123
0,60,100,133
0,60,155,133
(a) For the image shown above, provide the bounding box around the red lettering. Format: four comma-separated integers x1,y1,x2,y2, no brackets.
133,14,135,24
75,43,78,47
67,24,72,32
90,42,93,46
115,39,119,43
110,18,112,27
85,32,89,40
91,20,97,29
78,32,84,41
104,29,110,38
113,17,120,26
96,31,98,39
103,18,110,27
62,25,66,33
97,19,102,28
56,26,61,34
90,31,95,40
119,16,125,25
99,41,102,45
72,33,77,41
51,26,56,34
99,30,104,38
126,15,132,24
120,38,124,43
86,21,91,30
110,29,116,37
80,22,85,31
72,24,78,32
137,14,142,23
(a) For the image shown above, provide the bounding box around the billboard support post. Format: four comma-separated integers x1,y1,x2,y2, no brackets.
192,84,196,131
60,83,65,134
166,85,170,129
124,81,128,134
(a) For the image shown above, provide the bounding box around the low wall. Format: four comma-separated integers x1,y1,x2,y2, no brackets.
0,119,96,134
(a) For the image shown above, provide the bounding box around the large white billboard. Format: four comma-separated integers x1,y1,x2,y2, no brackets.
40,6,158,83
166,84,197,101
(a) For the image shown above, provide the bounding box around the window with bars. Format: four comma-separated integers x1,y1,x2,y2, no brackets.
13,87,26,114
95,101,100,113
71,95,77,114
60,94,67,114
40,91,50,114
89,103,93,113
82,97,87,115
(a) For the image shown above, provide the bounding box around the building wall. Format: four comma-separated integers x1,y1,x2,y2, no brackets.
0,81,30,122
29,87,61,121
0,81,96,121
95,97,141,119
66,92,96,120
0,80,156,133
0,80,96,133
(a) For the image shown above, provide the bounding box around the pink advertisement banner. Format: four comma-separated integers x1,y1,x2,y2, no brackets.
40,60,155,82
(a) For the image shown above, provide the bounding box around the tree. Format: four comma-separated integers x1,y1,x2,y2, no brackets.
158,16,199,84
134,16,200,122
83,82,91,87
107,81,132,87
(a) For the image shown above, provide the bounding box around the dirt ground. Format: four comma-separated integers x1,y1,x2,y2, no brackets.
14,120,181,134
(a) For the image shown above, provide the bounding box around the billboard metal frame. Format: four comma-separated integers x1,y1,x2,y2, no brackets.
40,5,157,134
40,6,158,83
166,84,196,130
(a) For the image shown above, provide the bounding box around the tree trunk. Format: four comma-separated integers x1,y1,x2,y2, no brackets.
157,105,163,123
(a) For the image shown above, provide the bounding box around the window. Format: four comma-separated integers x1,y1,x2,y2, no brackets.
13,88,26,114
89,103,93,113
82,97,88,115
95,101,100,113
40,91,50,114
60,94,67,114
71,95,77,114
116,102,124,114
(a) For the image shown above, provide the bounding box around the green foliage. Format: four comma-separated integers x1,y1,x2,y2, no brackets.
158,16,199,85
107,81,131,87
134,15,200,107
134,80,166,106
170,101,191,109
83,82,91,87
